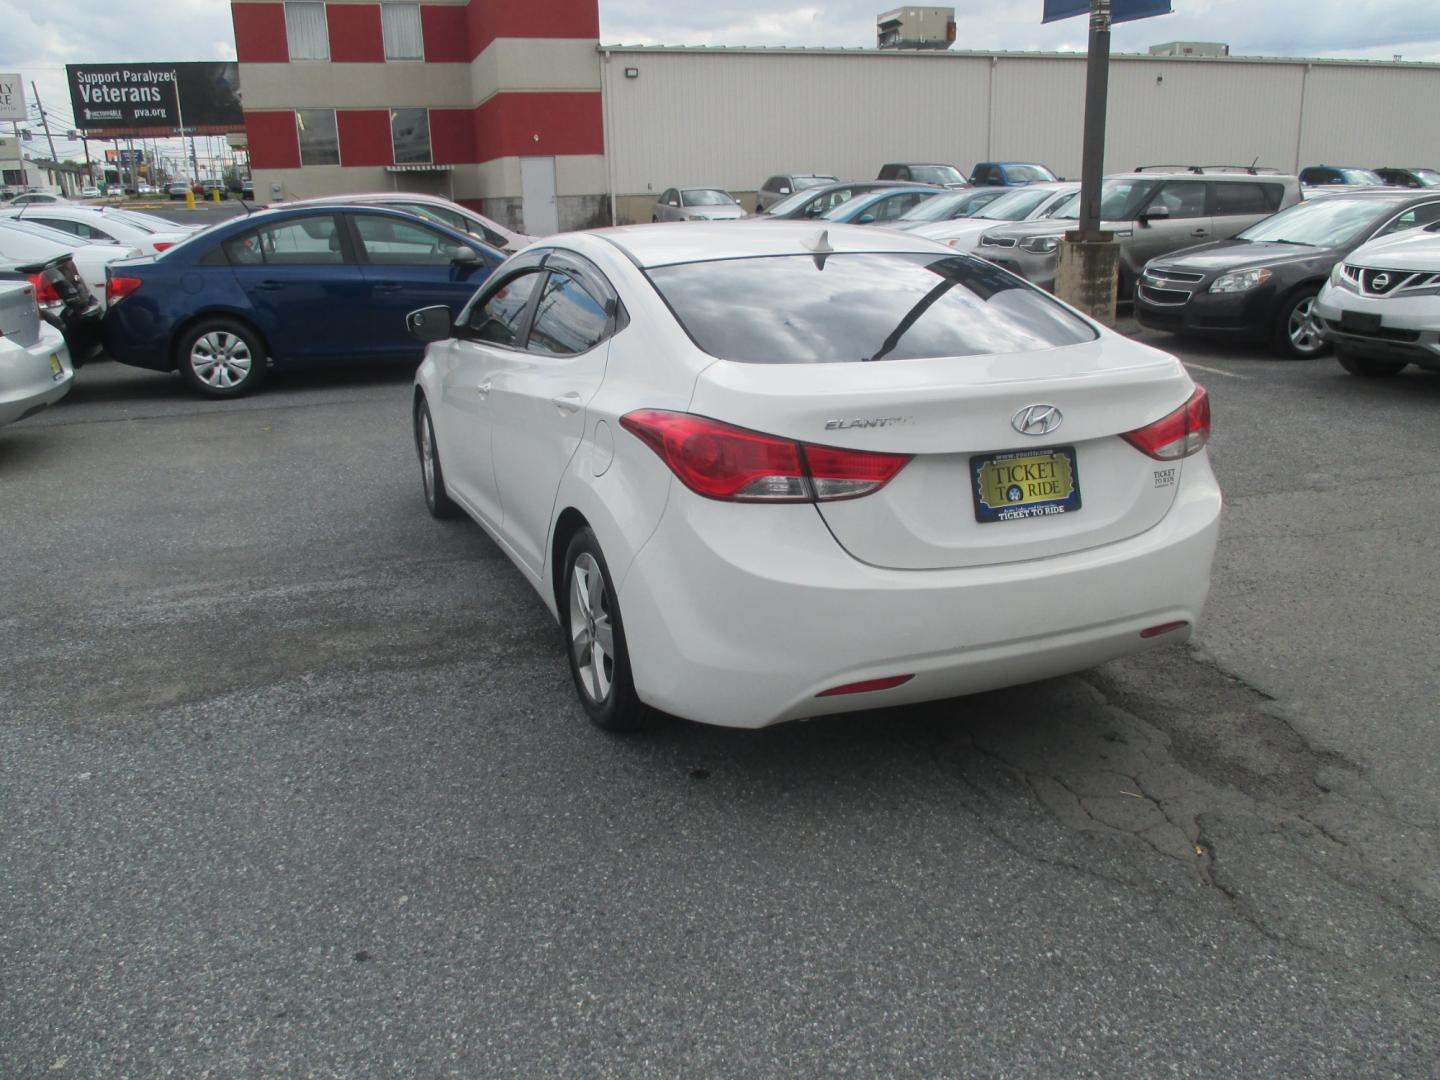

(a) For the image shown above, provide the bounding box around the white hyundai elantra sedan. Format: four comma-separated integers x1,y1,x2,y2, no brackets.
409,222,1221,731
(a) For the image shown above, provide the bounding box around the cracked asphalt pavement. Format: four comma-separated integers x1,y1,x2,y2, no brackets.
2,325,1437,1077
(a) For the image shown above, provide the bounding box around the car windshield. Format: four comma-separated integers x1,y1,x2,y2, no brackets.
1406,170,1440,187
905,165,964,185
792,176,835,191
763,187,831,216
648,252,1096,364
899,189,1005,222
974,187,1058,221
820,194,885,221
1341,169,1384,186
682,189,736,207
1051,180,1155,221
1004,165,1058,183
1236,198,1397,247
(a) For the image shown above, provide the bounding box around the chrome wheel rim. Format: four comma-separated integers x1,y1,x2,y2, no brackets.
418,411,436,502
569,553,614,704
1288,297,1324,355
190,331,253,388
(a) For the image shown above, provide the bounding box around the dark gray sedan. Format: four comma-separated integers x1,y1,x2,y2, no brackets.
653,188,746,222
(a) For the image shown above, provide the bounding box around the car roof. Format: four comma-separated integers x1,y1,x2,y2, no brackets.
593,220,948,268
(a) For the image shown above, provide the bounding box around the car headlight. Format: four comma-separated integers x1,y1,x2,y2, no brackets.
1209,267,1273,294
1019,235,1062,254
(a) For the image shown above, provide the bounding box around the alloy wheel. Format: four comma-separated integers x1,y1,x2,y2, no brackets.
1288,297,1325,356
190,331,253,389
419,410,436,503
569,553,614,704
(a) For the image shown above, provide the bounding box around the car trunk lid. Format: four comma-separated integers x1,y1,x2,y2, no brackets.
0,280,42,347
687,339,1195,570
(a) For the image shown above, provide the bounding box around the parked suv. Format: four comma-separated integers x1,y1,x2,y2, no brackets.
1135,190,1440,358
973,171,1300,296
969,162,1057,187
756,174,838,212
876,163,966,187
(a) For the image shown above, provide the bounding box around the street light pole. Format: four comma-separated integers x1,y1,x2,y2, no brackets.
1054,0,1121,326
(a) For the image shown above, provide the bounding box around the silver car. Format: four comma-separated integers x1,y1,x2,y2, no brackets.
283,192,534,251
653,188,746,222
757,173,838,212
889,187,1010,231
0,281,73,428
974,171,1301,295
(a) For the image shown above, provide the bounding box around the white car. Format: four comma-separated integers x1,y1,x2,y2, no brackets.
0,219,142,312
911,182,1080,251
1315,223,1440,376
8,192,70,206
80,186,102,199
0,205,191,257
408,222,1222,730
0,281,73,427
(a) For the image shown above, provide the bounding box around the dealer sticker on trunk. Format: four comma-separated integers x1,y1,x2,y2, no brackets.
971,446,1081,524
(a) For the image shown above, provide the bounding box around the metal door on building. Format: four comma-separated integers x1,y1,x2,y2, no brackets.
520,156,559,237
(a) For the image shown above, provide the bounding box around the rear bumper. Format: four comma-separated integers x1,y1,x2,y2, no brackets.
0,322,73,426
619,456,1222,729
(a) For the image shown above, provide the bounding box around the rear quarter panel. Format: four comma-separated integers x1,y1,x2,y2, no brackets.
102,257,254,371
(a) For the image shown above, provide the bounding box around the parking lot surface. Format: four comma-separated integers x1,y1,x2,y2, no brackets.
3,329,1438,1076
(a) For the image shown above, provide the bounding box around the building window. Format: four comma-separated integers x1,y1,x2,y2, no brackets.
391,108,431,165
296,109,340,166
381,3,424,60
285,2,330,61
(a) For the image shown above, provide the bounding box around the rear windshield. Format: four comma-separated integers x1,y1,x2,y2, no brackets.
1006,165,1058,183
648,253,1096,364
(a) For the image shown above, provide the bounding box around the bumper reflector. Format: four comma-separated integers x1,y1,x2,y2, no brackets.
816,674,915,698
1140,621,1189,639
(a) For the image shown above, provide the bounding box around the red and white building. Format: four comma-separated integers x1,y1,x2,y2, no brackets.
231,0,607,232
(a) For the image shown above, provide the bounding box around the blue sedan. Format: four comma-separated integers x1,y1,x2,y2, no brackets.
101,204,505,397
819,185,940,226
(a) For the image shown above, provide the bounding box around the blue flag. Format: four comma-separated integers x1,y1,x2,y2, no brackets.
1043,0,1173,23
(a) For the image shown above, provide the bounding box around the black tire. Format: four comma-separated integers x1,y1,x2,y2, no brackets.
651,216,659,223
414,397,460,519
1272,287,1329,360
176,318,267,398
562,527,648,732
1336,350,1407,378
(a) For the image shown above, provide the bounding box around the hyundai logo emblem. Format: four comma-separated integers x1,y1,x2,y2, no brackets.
1012,404,1063,436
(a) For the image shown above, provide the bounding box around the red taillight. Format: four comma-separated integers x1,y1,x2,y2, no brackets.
1122,386,1210,461
28,272,63,311
816,674,915,697
619,410,911,503
107,275,143,305
151,241,175,252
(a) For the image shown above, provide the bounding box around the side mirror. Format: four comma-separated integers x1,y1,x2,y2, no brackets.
856,213,877,225
778,186,791,195
451,246,480,265
1139,203,1171,225
407,305,454,343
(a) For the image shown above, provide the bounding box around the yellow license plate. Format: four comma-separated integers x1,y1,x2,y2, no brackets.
971,447,1082,523
49,354,64,380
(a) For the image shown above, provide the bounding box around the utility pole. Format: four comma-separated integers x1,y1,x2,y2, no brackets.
29,81,59,166
1054,0,1120,326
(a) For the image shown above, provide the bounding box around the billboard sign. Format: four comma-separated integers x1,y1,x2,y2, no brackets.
104,148,146,165
0,74,25,122
1042,0,1173,22
66,62,242,132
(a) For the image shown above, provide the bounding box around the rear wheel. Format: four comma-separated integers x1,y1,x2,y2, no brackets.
1273,288,1328,359
562,528,647,732
1336,350,1407,377
176,318,266,398
414,398,460,519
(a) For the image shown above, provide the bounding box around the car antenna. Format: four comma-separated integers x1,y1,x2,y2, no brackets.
802,229,834,270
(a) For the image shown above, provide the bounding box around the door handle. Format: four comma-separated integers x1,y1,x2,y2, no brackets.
551,392,583,414
256,280,284,291
476,381,491,397
1190,228,1208,237
374,283,404,294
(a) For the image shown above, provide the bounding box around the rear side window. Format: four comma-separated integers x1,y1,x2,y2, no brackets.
527,271,609,356
648,253,1096,365
1214,182,1275,216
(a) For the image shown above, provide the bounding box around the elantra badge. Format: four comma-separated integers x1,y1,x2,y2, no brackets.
1012,404,1063,437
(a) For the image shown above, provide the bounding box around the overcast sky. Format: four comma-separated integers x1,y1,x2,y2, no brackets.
3,0,1438,162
